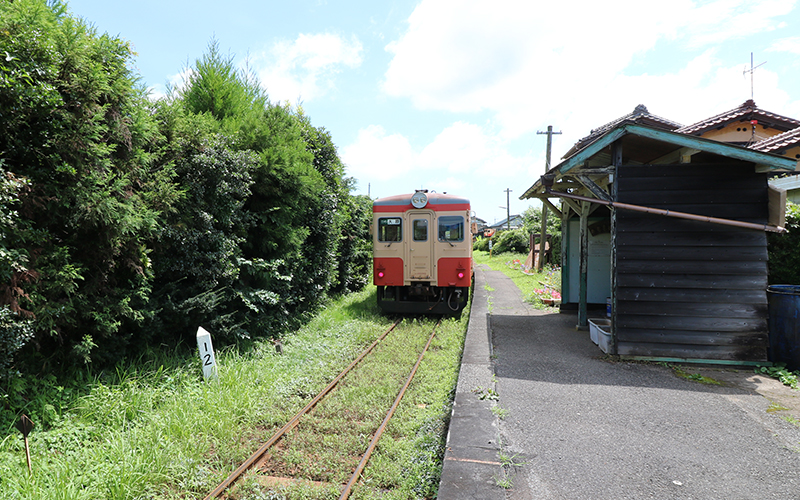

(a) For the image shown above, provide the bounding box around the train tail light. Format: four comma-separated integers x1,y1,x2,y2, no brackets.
378,271,385,278
457,272,464,279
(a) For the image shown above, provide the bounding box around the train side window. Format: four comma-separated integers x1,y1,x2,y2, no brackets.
413,219,428,241
438,216,464,242
378,217,402,242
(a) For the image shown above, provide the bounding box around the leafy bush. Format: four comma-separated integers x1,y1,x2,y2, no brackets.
493,229,530,254
768,202,800,284
473,236,491,252
0,307,33,382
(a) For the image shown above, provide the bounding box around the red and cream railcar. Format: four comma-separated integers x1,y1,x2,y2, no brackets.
372,190,473,315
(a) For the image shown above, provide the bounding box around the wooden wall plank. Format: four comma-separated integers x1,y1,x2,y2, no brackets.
615,245,767,261
617,342,768,361
616,230,766,247
617,300,767,318
618,315,766,333
616,287,767,304
616,259,768,276
620,188,766,206
617,273,768,290
616,329,768,346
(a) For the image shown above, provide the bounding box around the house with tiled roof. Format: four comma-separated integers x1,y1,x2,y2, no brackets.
676,99,800,146
675,100,800,203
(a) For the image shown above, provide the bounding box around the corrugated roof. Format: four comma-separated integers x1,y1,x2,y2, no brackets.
676,99,800,135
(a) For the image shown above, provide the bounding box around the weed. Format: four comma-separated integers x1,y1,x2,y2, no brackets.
473,386,499,401
671,366,721,385
782,416,800,428
493,470,514,489
498,450,527,468
491,405,509,420
755,363,800,390
767,402,790,413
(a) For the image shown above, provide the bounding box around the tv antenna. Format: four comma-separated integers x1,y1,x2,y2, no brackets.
743,52,766,101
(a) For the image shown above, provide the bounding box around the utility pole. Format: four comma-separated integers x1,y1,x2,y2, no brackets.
504,188,512,231
536,125,562,271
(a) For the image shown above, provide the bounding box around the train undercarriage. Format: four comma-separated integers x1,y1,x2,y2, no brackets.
376,283,470,316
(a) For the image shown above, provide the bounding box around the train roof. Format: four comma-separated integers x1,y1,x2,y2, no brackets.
373,192,470,212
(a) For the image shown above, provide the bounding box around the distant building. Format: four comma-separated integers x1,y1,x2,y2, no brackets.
489,214,523,231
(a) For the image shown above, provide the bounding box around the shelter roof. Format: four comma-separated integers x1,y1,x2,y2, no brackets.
676,100,800,136
521,123,799,200
563,104,683,159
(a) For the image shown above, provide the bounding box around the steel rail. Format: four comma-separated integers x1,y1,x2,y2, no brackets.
339,318,442,500
205,319,402,500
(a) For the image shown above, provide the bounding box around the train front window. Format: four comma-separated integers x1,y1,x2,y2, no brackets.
378,217,402,242
438,216,464,242
413,219,428,241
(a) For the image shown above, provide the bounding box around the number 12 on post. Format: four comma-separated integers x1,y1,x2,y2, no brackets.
196,326,218,380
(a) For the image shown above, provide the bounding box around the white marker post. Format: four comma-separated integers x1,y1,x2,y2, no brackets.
196,327,218,380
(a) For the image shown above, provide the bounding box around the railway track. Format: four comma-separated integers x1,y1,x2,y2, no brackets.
205,318,443,499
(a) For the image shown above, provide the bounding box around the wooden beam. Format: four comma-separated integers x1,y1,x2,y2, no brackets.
575,174,612,202
542,197,563,218
562,196,582,215
651,147,701,165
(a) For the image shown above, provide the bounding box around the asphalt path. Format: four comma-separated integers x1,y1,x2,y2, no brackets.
439,265,800,500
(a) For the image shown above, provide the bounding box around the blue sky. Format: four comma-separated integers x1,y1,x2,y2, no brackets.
67,0,800,225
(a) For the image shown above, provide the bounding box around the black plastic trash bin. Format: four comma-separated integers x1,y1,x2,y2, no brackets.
767,285,800,370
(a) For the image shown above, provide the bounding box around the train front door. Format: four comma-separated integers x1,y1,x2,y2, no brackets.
407,212,433,280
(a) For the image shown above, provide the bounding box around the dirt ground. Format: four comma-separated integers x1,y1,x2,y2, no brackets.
692,366,800,422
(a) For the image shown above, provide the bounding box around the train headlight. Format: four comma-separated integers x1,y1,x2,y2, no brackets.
411,191,428,208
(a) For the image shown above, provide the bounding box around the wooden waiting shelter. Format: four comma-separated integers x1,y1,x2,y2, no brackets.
521,108,797,364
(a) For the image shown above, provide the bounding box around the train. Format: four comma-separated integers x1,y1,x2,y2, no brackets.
372,190,473,315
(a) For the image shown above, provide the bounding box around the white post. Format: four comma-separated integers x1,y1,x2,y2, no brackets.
196,327,218,380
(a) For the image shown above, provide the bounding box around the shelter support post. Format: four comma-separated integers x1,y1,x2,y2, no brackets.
578,200,589,329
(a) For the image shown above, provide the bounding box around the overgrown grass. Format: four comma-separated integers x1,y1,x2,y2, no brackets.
0,289,469,499
473,251,561,308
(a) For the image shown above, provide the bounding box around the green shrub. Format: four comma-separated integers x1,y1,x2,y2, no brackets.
493,229,530,254
473,236,491,252
768,202,800,284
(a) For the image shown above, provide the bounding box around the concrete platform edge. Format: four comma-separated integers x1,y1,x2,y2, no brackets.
438,266,505,500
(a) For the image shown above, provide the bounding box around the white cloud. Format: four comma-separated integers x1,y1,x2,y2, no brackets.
684,0,794,48
382,0,797,142
254,32,363,104
341,125,416,181
342,120,539,218
767,36,800,55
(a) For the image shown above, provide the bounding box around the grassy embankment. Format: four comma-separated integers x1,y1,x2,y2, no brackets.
0,288,469,499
